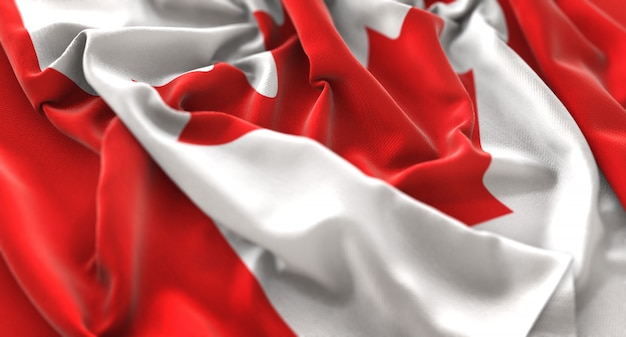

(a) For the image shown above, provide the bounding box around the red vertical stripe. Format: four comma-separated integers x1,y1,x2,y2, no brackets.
0,1,296,335
500,0,626,209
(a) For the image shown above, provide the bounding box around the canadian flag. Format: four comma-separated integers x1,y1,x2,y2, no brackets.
1,0,625,336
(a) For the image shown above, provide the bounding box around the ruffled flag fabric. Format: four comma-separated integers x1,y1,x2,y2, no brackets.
1,0,625,336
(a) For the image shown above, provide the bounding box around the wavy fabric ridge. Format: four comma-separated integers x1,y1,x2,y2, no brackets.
1,0,626,336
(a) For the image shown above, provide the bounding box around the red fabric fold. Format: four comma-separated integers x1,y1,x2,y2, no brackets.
500,0,626,207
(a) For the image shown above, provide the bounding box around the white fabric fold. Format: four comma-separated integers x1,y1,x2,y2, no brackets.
433,0,626,334
15,0,623,335
78,26,570,335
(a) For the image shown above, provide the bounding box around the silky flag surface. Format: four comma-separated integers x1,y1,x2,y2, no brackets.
1,0,625,336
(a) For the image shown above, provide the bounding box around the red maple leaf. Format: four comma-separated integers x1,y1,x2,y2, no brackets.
158,4,511,225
